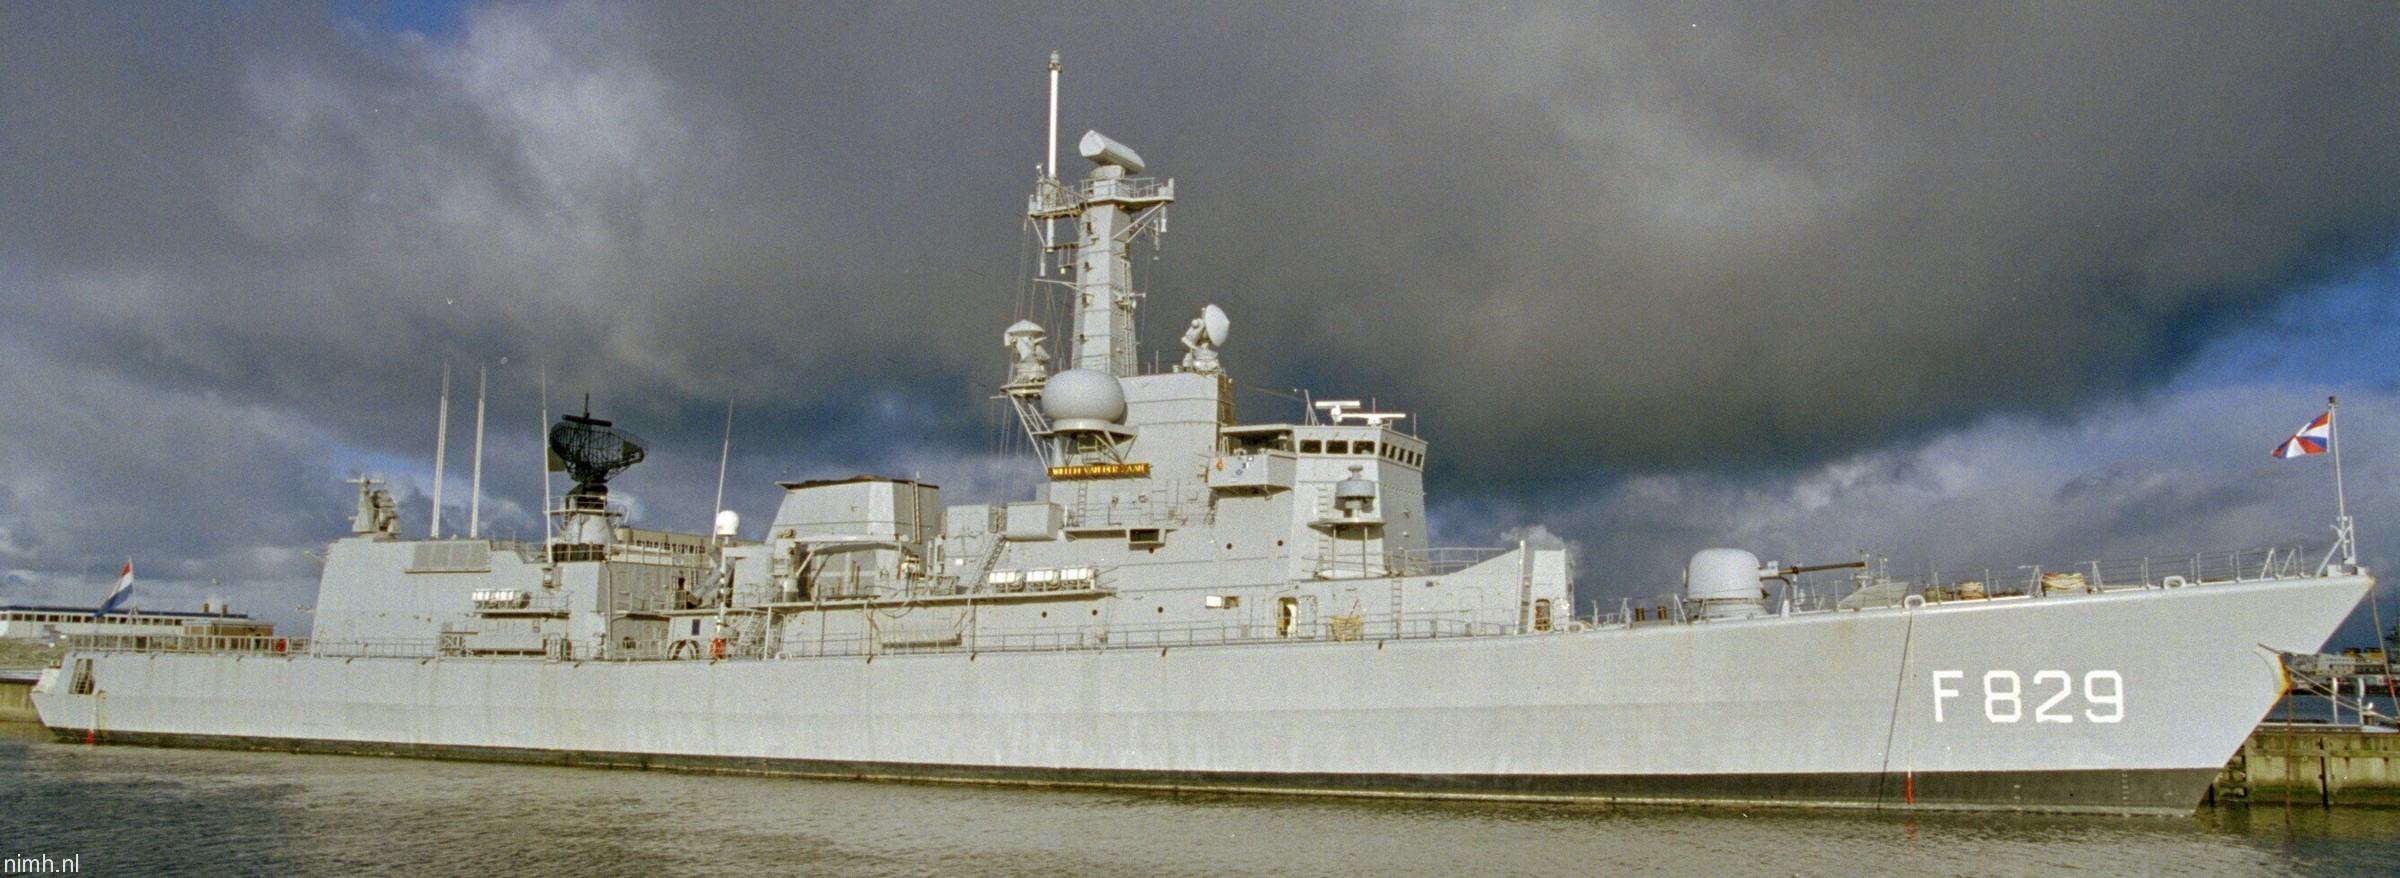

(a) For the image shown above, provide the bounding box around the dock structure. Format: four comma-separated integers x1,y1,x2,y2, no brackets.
1,670,41,724
2215,728,2400,807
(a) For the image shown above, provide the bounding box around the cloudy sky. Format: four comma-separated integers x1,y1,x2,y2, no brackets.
3,1,2398,645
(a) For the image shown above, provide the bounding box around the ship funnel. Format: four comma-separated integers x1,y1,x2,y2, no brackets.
1686,548,1768,620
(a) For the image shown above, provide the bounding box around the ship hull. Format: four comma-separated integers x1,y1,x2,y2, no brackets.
33,574,2368,814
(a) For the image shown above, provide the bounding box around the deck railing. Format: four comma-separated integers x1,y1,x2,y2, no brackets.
65,633,309,656
1825,543,2323,611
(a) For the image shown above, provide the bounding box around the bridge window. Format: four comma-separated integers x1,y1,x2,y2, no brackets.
1300,440,1322,454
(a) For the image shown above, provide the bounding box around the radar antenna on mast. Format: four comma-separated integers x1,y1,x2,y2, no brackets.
547,404,646,510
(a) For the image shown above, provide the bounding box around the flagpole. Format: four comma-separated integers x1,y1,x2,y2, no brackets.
2330,396,2357,567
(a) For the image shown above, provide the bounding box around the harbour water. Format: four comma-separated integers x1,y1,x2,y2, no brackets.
4,725,2396,877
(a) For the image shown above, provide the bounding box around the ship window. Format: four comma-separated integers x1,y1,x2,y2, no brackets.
1356,441,1376,456
1534,600,1553,632
1326,440,1349,454
1277,597,1298,638
1300,440,1322,454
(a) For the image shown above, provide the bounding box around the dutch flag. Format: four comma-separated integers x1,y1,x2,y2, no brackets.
2272,410,2332,459
96,559,134,618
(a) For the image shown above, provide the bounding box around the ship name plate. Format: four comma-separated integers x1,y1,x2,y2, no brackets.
1049,463,1151,480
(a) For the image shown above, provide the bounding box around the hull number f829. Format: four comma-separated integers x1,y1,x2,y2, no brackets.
1932,670,2123,723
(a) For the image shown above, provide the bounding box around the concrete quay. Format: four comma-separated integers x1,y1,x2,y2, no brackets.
2214,727,2400,807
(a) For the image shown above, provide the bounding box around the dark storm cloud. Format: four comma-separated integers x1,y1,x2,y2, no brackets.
8,2,2398,475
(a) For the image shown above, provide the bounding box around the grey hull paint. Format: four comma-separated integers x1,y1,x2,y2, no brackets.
34,574,2367,817
58,729,2221,815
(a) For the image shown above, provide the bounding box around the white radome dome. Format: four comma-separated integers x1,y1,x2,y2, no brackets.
1041,369,1127,424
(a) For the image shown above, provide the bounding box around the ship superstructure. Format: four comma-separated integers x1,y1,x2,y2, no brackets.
31,70,2374,815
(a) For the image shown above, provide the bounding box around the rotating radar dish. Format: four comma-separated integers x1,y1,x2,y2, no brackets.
548,411,646,501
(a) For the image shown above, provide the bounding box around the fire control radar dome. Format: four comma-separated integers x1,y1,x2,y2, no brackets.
1041,368,1127,430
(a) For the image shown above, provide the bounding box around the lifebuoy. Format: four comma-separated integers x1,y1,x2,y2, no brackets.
709,638,726,659
272,638,288,655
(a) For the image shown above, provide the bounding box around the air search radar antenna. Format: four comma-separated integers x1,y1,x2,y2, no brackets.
547,400,646,509
1314,399,1407,428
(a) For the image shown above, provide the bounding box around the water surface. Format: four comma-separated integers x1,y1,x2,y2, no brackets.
3,724,2395,877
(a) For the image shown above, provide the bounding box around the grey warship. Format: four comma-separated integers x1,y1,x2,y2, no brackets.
31,72,2373,815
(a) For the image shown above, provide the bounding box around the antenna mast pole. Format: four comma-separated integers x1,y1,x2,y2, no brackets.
539,367,552,548
712,401,734,523
1043,51,1061,276
469,363,486,539
431,362,449,539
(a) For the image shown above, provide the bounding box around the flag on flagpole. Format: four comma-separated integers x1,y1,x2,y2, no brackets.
2272,410,2332,459
95,559,134,618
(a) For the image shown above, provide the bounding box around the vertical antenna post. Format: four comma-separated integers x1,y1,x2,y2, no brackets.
539,367,552,548
431,362,450,539
469,363,487,539
1043,51,1061,275
712,401,735,529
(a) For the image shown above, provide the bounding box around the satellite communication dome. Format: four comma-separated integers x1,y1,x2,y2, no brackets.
1040,369,1127,425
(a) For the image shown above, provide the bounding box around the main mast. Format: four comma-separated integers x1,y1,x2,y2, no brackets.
1011,56,1176,466
1031,134,1173,377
